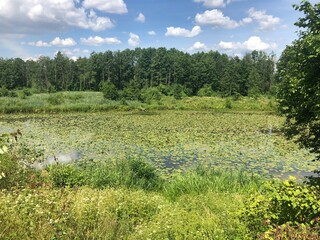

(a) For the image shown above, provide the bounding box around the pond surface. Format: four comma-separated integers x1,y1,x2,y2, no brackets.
0,111,319,179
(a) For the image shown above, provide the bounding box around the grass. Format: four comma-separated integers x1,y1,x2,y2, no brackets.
0,153,260,239
0,91,276,113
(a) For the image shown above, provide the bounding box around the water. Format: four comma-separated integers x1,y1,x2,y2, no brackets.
31,150,83,170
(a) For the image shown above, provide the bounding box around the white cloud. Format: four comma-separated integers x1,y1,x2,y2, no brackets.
148,31,156,36
188,41,208,51
218,36,276,51
50,37,77,47
82,0,127,14
195,9,239,29
165,26,202,38
243,36,272,51
240,17,253,25
80,36,121,46
128,33,140,47
135,13,145,23
248,8,280,30
194,0,233,8
28,40,51,47
0,0,115,34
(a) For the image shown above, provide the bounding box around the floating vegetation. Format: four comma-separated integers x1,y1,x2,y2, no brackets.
0,110,318,179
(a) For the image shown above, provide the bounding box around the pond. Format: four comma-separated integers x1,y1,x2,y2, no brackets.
0,110,319,179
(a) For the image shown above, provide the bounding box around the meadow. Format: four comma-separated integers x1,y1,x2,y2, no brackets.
0,92,319,239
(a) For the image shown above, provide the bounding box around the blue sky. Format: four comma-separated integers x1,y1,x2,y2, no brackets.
0,0,316,60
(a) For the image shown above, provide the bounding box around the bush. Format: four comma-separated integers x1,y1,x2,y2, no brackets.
241,178,320,238
225,98,232,109
197,84,214,97
22,88,33,97
0,87,9,97
47,93,65,105
100,81,119,100
90,158,162,191
8,91,18,98
169,83,186,100
0,141,31,189
141,87,163,103
48,164,87,188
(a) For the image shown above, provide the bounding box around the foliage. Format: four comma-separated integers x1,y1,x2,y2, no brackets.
0,48,276,98
140,87,163,103
46,93,65,105
197,83,215,97
277,0,320,159
0,87,9,97
47,158,163,191
100,81,119,100
163,165,262,200
0,133,31,189
241,178,320,238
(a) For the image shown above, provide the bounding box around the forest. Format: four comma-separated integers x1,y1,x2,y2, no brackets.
0,48,275,98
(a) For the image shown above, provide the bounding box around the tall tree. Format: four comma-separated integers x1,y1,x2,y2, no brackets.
278,0,320,159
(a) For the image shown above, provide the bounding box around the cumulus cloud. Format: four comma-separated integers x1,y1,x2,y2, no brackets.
148,31,156,36
188,41,208,51
28,40,51,47
28,37,76,47
165,26,202,38
51,37,77,47
80,36,121,46
0,0,115,34
218,36,276,51
128,33,140,47
248,8,280,30
194,0,233,8
82,0,127,14
135,13,145,23
195,9,239,29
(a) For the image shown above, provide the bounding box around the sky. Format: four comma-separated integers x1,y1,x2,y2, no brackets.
0,0,317,60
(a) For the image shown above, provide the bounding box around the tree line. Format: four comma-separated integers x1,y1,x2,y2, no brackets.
0,48,276,98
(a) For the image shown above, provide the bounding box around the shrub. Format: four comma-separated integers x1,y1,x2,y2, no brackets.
100,81,119,100
8,91,18,98
141,87,163,103
0,87,9,97
225,98,232,109
197,84,214,97
241,178,320,238
169,83,186,100
48,164,86,188
22,88,33,97
47,93,65,105
0,136,31,189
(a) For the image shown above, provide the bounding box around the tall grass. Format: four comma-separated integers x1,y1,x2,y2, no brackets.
0,91,277,113
163,164,263,200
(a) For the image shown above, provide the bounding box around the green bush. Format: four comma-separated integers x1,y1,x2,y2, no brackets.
0,146,31,189
90,158,162,191
47,158,163,191
47,93,65,105
48,164,86,188
225,98,232,109
0,87,9,97
8,91,18,98
197,84,214,97
241,178,320,238
141,87,163,103
100,81,119,100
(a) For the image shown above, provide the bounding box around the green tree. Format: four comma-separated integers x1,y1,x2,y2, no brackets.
278,0,320,159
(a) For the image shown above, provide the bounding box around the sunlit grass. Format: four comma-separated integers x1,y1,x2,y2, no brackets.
0,91,276,113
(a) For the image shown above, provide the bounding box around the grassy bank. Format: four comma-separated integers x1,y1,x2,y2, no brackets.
0,91,276,113
1,137,319,239
0,153,262,239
